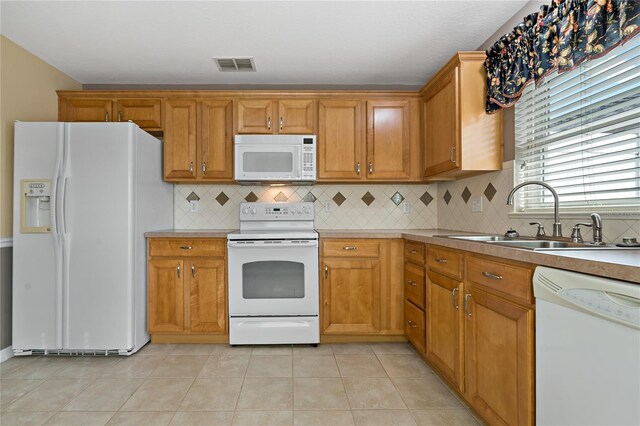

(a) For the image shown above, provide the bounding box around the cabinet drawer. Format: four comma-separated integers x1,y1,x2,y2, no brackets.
466,256,533,304
404,262,425,309
405,241,425,265
322,240,379,258
427,246,463,279
405,301,425,352
148,239,225,258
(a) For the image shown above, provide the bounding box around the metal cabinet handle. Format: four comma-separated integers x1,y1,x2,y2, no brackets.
410,250,417,254
324,264,328,279
191,264,196,278
176,264,181,278
435,258,448,263
343,246,357,250
369,161,373,174
452,287,459,309
180,246,193,250
117,111,122,122
482,271,503,280
104,111,109,122
464,293,472,316
280,117,283,130
408,280,417,286
450,146,456,163
189,162,194,175
356,162,361,175
267,117,271,130
407,320,417,328
202,162,207,175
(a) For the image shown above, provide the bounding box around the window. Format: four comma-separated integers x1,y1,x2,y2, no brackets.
514,36,640,213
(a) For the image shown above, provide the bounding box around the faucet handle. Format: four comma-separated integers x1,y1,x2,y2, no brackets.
570,222,592,243
504,228,520,238
529,222,546,238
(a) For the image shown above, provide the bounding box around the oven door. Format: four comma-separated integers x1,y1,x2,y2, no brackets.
235,144,301,181
227,239,319,316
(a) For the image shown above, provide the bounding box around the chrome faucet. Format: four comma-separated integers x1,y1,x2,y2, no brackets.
589,213,605,245
507,181,563,237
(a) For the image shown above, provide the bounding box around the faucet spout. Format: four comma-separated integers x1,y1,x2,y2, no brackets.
506,181,562,237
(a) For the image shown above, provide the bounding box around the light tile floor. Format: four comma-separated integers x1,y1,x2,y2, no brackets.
0,343,481,426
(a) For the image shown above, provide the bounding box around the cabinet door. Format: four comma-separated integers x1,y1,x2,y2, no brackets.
237,99,274,134
187,259,226,333
366,100,411,180
148,259,184,333
60,98,113,122
424,66,460,177
317,100,363,180
164,99,197,180
322,259,381,334
114,99,162,129
277,99,315,134
199,100,233,180
426,271,463,391
464,285,534,426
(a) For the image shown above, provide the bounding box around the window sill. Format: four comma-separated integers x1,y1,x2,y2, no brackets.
508,210,640,220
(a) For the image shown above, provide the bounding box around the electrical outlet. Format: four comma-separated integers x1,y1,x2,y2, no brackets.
403,202,411,214
325,200,332,213
190,200,199,213
471,196,483,213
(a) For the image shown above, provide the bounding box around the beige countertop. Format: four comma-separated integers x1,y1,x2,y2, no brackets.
145,228,639,283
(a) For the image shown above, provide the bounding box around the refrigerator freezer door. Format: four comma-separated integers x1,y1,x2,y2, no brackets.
63,123,135,351
13,122,64,351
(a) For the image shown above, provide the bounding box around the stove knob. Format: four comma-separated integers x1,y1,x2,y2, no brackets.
242,207,250,215
303,207,312,215
251,208,257,215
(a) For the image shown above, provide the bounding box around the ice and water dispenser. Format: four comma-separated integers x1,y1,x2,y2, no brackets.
20,180,52,233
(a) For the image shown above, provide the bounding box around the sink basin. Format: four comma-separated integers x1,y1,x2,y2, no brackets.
487,240,577,250
438,235,513,242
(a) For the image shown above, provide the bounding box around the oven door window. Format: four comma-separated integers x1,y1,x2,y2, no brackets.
242,261,305,299
242,152,293,173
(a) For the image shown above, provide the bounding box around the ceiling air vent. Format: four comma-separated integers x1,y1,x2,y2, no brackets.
213,57,256,72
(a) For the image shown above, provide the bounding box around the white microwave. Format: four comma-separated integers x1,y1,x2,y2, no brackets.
234,134,316,184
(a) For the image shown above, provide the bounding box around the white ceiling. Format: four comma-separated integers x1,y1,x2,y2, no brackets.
1,1,528,87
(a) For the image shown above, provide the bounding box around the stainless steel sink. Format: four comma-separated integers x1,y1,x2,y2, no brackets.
435,234,625,250
486,240,579,250
437,235,513,242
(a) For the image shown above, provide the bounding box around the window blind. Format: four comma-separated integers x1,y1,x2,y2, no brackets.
514,36,640,212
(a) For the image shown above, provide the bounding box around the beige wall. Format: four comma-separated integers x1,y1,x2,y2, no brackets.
0,36,81,238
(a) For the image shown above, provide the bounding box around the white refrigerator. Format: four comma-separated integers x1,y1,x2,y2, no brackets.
12,122,173,355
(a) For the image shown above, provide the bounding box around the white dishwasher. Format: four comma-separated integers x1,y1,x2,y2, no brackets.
534,267,640,426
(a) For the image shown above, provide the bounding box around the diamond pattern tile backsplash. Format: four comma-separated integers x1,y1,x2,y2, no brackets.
437,161,640,244
175,184,439,230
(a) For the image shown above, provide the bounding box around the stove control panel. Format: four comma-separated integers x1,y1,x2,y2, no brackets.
239,202,314,221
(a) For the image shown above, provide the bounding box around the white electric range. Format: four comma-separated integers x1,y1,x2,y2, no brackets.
227,202,319,345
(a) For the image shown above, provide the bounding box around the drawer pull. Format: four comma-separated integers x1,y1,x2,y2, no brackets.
180,246,193,250
464,293,472,316
482,271,503,280
324,264,328,279
409,250,418,254
451,287,459,309
435,258,448,263
407,320,417,328
407,280,417,286
343,246,357,251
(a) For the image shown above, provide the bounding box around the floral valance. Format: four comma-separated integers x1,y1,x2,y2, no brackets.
484,0,640,113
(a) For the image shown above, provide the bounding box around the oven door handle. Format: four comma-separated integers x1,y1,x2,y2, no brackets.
227,240,318,248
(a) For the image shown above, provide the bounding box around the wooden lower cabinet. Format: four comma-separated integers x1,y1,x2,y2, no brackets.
147,238,227,340
464,284,534,426
321,239,404,337
426,270,463,391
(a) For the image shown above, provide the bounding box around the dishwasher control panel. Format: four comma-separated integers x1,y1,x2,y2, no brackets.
559,288,640,328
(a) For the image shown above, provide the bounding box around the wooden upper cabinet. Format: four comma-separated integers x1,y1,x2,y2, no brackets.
114,98,162,129
164,99,197,180
317,100,363,180
148,259,184,333
322,258,381,334
237,99,274,134
464,284,534,426
188,259,226,333
421,52,502,181
278,99,315,134
60,98,113,122
199,100,233,180
423,67,459,177
366,100,411,180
